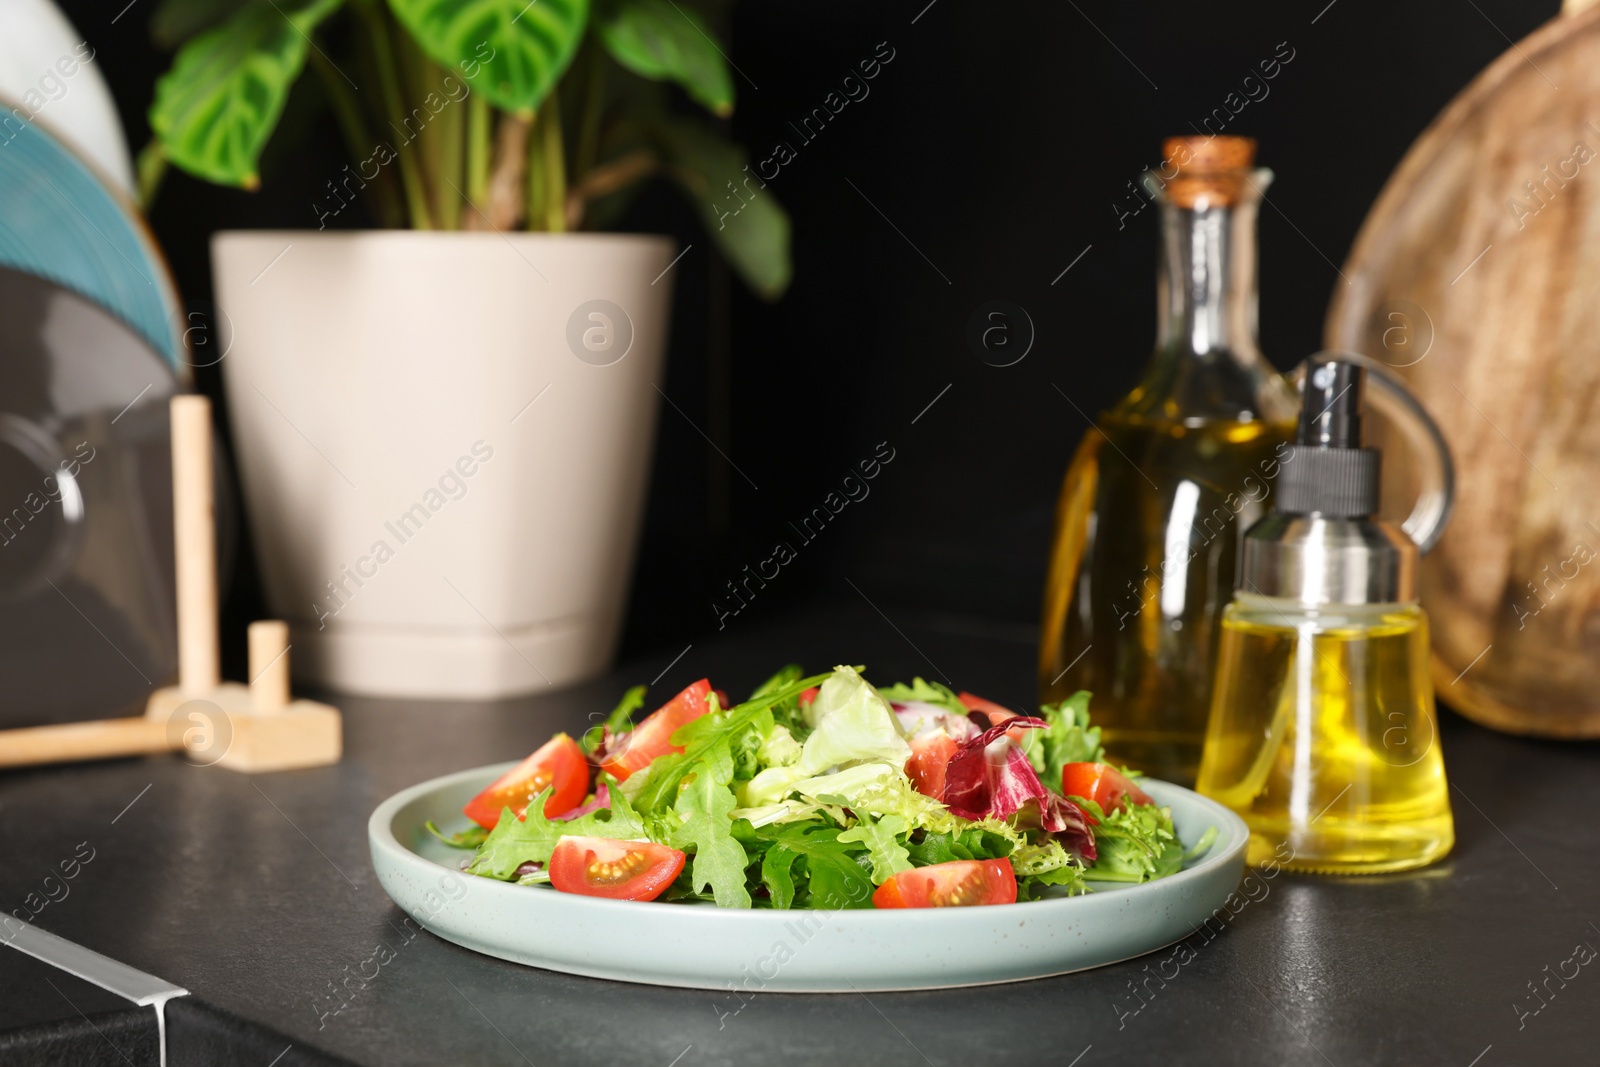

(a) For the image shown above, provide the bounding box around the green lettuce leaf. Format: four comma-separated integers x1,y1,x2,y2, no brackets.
467,788,645,880
670,739,751,908
1017,863,1090,900
876,677,967,717
1080,799,1182,883
836,813,912,884
1025,691,1105,788
743,666,911,805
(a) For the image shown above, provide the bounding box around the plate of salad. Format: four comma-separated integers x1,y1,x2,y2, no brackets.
368,664,1247,991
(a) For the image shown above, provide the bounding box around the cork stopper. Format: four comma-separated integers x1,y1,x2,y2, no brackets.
1161,136,1257,208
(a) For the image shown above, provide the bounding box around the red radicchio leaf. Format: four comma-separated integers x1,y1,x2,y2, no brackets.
941,717,1097,861
940,716,1046,820
1037,793,1097,862
555,784,610,821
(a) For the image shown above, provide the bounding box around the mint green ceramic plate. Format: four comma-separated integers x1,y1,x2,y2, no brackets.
368,763,1248,991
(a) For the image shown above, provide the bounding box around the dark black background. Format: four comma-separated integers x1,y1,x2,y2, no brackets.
57,0,1562,671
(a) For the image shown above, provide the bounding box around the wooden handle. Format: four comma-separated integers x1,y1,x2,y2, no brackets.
249,620,291,712
172,395,219,695
0,718,176,769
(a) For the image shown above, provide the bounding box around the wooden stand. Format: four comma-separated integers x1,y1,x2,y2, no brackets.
0,395,341,772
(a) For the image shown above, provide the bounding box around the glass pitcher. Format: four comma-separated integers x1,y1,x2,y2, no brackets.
1038,136,1298,785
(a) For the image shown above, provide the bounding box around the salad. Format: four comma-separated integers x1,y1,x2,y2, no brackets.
429,665,1214,909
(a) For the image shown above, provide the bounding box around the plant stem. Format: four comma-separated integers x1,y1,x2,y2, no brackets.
569,149,657,203
309,48,401,228
569,44,604,220
435,76,464,229
525,107,545,233
541,88,567,233
135,142,167,212
466,91,490,213
350,0,432,229
485,112,531,230
310,49,373,163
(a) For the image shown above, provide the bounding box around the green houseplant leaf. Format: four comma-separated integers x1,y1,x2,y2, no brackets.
149,0,344,188
385,0,590,114
595,0,734,116
150,0,252,48
653,118,791,299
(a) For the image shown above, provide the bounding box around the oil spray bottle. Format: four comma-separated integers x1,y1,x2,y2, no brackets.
1196,357,1454,873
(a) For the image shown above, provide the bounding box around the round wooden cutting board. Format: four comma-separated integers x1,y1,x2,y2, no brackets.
1331,2,1600,735
1327,3,1600,736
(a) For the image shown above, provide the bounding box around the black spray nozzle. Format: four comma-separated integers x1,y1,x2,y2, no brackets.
1298,359,1364,449
1277,356,1381,519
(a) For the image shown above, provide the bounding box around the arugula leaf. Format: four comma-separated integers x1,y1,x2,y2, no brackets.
837,813,912,884
876,677,967,717
625,671,831,815
729,705,773,782
428,825,489,844
670,740,751,908
467,788,645,880
1025,691,1105,787
749,664,808,736
906,827,1015,867
582,684,647,755
1081,800,1182,883
757,823,875,911
424,821,488,849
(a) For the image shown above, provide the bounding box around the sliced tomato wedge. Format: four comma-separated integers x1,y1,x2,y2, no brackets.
599,679,713,782
957,691,1034,745
957,691,1016,719
463,734,588,829
905,730,960,800
548,836,685,901
798,686,819,710
872,859,1017,909
1061,762,1153,817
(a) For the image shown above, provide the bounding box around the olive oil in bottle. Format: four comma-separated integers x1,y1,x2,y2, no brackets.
1196,359,1454,874
1039,136,1298,785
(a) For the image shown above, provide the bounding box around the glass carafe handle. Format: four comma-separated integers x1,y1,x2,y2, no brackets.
1289,351,1454,552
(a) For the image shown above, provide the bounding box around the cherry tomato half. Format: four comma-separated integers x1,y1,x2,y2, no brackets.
905,730,960,800
599,679,713,782
463,734,589,829
1061,762,1153,817
872,859,1017,909
548,836,686,901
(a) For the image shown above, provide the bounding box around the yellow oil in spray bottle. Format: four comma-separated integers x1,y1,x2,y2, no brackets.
1196,359,1454,874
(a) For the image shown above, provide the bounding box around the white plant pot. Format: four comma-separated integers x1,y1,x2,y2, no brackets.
212,231,675,699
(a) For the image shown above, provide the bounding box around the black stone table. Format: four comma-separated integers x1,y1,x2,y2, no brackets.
2,601,1596,1066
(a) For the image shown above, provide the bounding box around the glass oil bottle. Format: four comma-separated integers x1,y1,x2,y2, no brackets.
1196,359,1454,874
1039,136,1299,785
